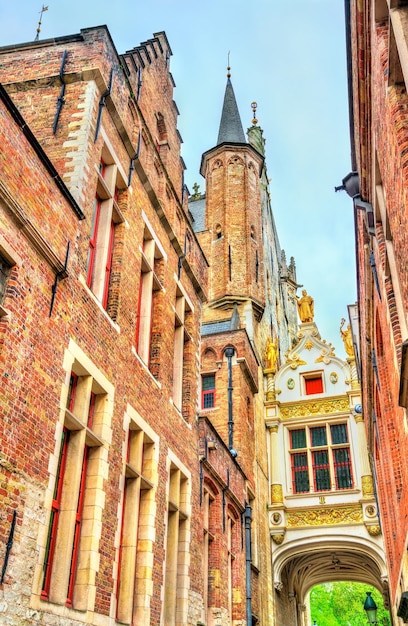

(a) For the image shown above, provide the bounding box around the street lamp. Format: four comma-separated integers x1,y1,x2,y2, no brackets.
364,591,378,624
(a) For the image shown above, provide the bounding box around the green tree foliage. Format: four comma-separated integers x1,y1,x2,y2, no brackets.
310,582,391,626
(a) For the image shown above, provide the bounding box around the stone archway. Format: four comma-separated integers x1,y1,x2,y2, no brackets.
272,535,389,626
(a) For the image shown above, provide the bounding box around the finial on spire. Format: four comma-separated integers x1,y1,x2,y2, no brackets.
34,5,48,41
251,101,258,125
227,51,231,78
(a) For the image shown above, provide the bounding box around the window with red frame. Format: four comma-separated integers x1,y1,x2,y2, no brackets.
136,231,164,368
86,197,102,288
116,427,155,623
41,427,69,600
86,154,125,313
202,374,215,409
102,220,115,309
41,371,102,607
289,424,353,494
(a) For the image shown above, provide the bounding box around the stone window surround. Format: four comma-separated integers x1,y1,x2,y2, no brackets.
33,339,113,617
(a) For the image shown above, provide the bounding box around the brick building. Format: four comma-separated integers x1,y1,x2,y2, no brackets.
0,27,208,626
345,0,408,623
0,23,299,626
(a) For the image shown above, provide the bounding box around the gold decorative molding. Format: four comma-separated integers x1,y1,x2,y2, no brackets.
362,475,374,497
366,525,381,536
365,505,377,518
280,397,349,419
287,504,363,527
285,352,307,370
272,533,285,545
271,484,283,504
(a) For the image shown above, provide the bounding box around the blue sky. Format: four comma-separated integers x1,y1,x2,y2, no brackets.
0,1,355,355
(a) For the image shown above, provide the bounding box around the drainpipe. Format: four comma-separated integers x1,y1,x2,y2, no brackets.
244,503,252,625
225,347,236,456
52,50,67,134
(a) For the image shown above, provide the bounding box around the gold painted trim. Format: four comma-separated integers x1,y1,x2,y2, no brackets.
271,484,283,504
280,397,349,419
287,504,363,527
362,475,374,497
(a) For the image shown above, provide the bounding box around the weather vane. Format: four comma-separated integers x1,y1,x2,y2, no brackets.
227,51,231,78
34,5,49,41
251,101,258,125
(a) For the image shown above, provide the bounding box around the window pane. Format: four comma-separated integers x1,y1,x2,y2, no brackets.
312,450,330,490
292,453,309,493
331,423,348,444
203,391,215,409
202,375,215,391
291,429,306,449
202,375,215,409
311,427,327,447
0,255,11,303
333,448,353,489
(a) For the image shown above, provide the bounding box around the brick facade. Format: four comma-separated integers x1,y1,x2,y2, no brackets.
0,23,299,626
0,27,207,626
347,1,408,622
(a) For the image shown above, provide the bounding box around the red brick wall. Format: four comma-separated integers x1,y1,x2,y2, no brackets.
0,26,208,625
353,5,408,601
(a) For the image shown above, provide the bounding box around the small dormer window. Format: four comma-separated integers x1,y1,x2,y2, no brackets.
304,374,323,395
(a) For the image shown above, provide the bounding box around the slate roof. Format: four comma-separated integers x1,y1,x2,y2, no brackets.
188,196,206,233
217,78,246,145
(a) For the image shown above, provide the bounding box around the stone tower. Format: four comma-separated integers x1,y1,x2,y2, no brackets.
190,71,298,625
199,74,265,321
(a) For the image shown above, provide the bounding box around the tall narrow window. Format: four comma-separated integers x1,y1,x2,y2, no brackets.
312,450,330,491
136,227,164,367
291,452,310,493
203,487,215,624
173,286,192,411
0,254,12,305
163,463,190,625
87,198,102,288
41,360,110,610
86,149,126,312
0,243,18,318
117,424,155,623
202,374,216,409
41,428,69,600
227,508,238,621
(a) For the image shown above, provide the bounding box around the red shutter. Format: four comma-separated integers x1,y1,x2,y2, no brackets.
305,376,323,395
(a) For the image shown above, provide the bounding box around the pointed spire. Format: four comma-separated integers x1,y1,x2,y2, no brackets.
217,64,246,145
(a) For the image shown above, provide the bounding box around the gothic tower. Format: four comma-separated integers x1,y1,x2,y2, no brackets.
198,72,266,326
190,71,297,625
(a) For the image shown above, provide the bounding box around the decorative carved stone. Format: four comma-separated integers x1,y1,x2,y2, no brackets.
280,397,349,419
366,525,381,536
287,505,363,527
271,484,283,504
362,475,374,497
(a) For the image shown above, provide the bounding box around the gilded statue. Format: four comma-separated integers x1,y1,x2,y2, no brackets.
265,337,278,372
297,289,314,323
340,318,354,357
